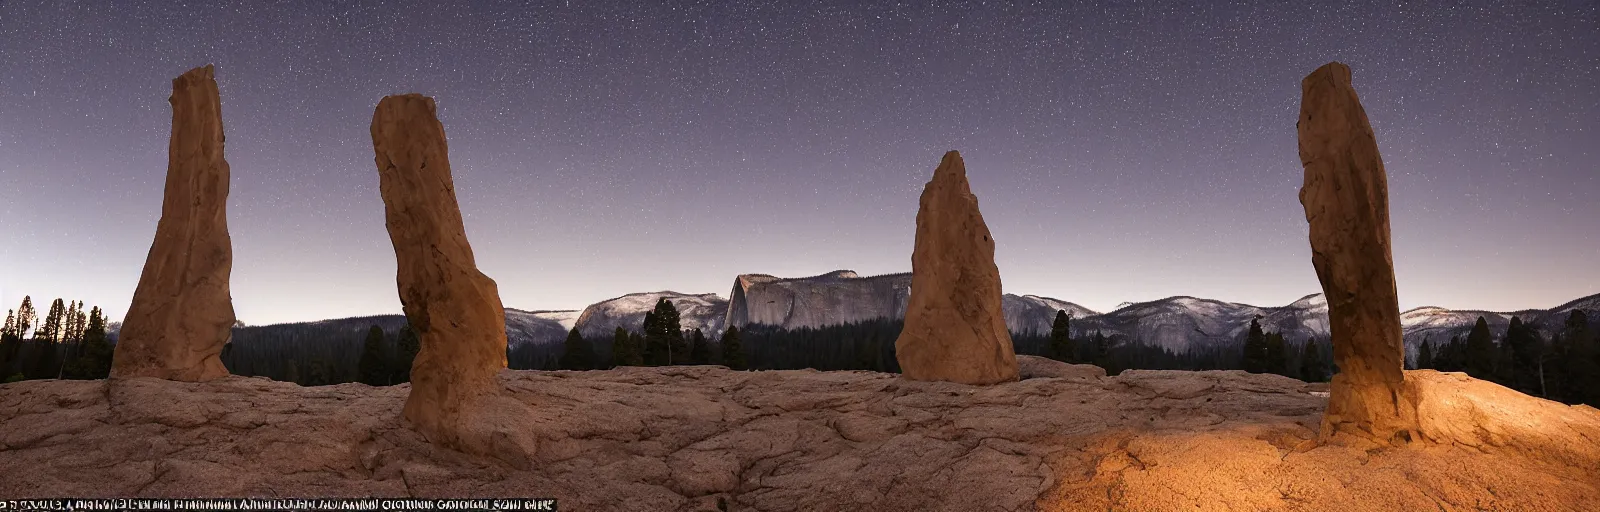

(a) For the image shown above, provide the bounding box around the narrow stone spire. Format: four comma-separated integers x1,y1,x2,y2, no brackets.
895,150,1020,385
111,64,235,382
1297,62,1417,443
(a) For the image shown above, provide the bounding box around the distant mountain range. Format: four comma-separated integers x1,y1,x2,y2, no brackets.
226,269,1600,360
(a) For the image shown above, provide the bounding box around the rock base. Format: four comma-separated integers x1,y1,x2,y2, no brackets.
2,357,1596,511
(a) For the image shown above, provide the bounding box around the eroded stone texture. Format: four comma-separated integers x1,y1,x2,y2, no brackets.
4,364,1597,510
110,65,235,382
895,151,1019,385
370,94,531,464
1297,62,1418,443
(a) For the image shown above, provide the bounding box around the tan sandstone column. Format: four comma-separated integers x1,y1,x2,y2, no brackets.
895,150,1020,385
1297,62,1418,443
111,65,236,382
370,94,521,456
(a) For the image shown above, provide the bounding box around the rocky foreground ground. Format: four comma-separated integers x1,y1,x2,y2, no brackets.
2,356,1598,511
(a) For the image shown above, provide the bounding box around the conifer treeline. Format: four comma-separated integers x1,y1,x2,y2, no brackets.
1411,311,1599,406
0,295,113,382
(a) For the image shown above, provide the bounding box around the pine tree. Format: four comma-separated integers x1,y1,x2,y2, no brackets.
689,328,710,365
63,307,112,380
1241,317,1268,373
1417,340,1434,370
663,306,686,365
391,324,420,384
1556,310,1598,405
1439,335,1464,372
559,327,595,370
1264,332,1288,376
1089,330,1112,370
644,299,685,365
66,301,86,343
1464,316,1496,380
357,326,389,385
0,310,16,376
1049,310,1075,363
1292,337,1331,382
721,326,746,371
642,309,661,366
16,296,36,340
37,298,65,342
629,332,646,367
1502,316,1546,395
611,327,637,367
1299,338,1327,382
63,301,79,343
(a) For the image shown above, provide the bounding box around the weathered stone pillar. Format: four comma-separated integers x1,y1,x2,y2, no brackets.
895,150,1020,385
111,65,235,382
1297,62,1418,443
371,94,529,462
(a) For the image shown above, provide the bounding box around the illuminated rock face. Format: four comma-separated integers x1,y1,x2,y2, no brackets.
894,151,1020,385
370,94,530,464
1297,62,1418,442
111,65,235,382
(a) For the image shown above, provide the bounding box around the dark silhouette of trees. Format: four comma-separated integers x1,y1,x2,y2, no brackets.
1553,310,1597,406
720,326,746,370
628,332,646,366
358,325,389,385
2,296,36,378
1299,338,1328,382
15,296,36,340
39,298,65,342
1087,330,1113,370
559,327,596,370
612,326,641,367
1264,332,1287,376
1432,335,1467,372
393,324,419,383
1049,310,1075,363
1464,316,1496,380
62,307,112,379
1502,317,1546,396
642,299,684,366
0,297,108,381
689,328,710,365
1241,317,1269,374
0,310,18,379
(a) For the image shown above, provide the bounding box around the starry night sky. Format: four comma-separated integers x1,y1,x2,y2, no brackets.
1,1,1596,325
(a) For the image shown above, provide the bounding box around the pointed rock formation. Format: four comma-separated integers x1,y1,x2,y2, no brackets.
894,151,1020,384
110,65,235,382
1297,62,1418,443
370,94,532,465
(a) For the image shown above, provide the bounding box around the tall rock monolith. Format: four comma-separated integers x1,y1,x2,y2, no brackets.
1297,62,1418,444
894,150,1020,385
371,94,532,465
110,65,235,382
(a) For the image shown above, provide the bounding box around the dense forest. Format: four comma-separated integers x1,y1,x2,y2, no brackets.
1,296,115,382
4,294,1598,408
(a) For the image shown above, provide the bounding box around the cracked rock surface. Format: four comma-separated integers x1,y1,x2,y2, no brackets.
2,356,1597,511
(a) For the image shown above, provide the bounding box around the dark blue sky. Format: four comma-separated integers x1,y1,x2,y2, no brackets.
2,1,1596,325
